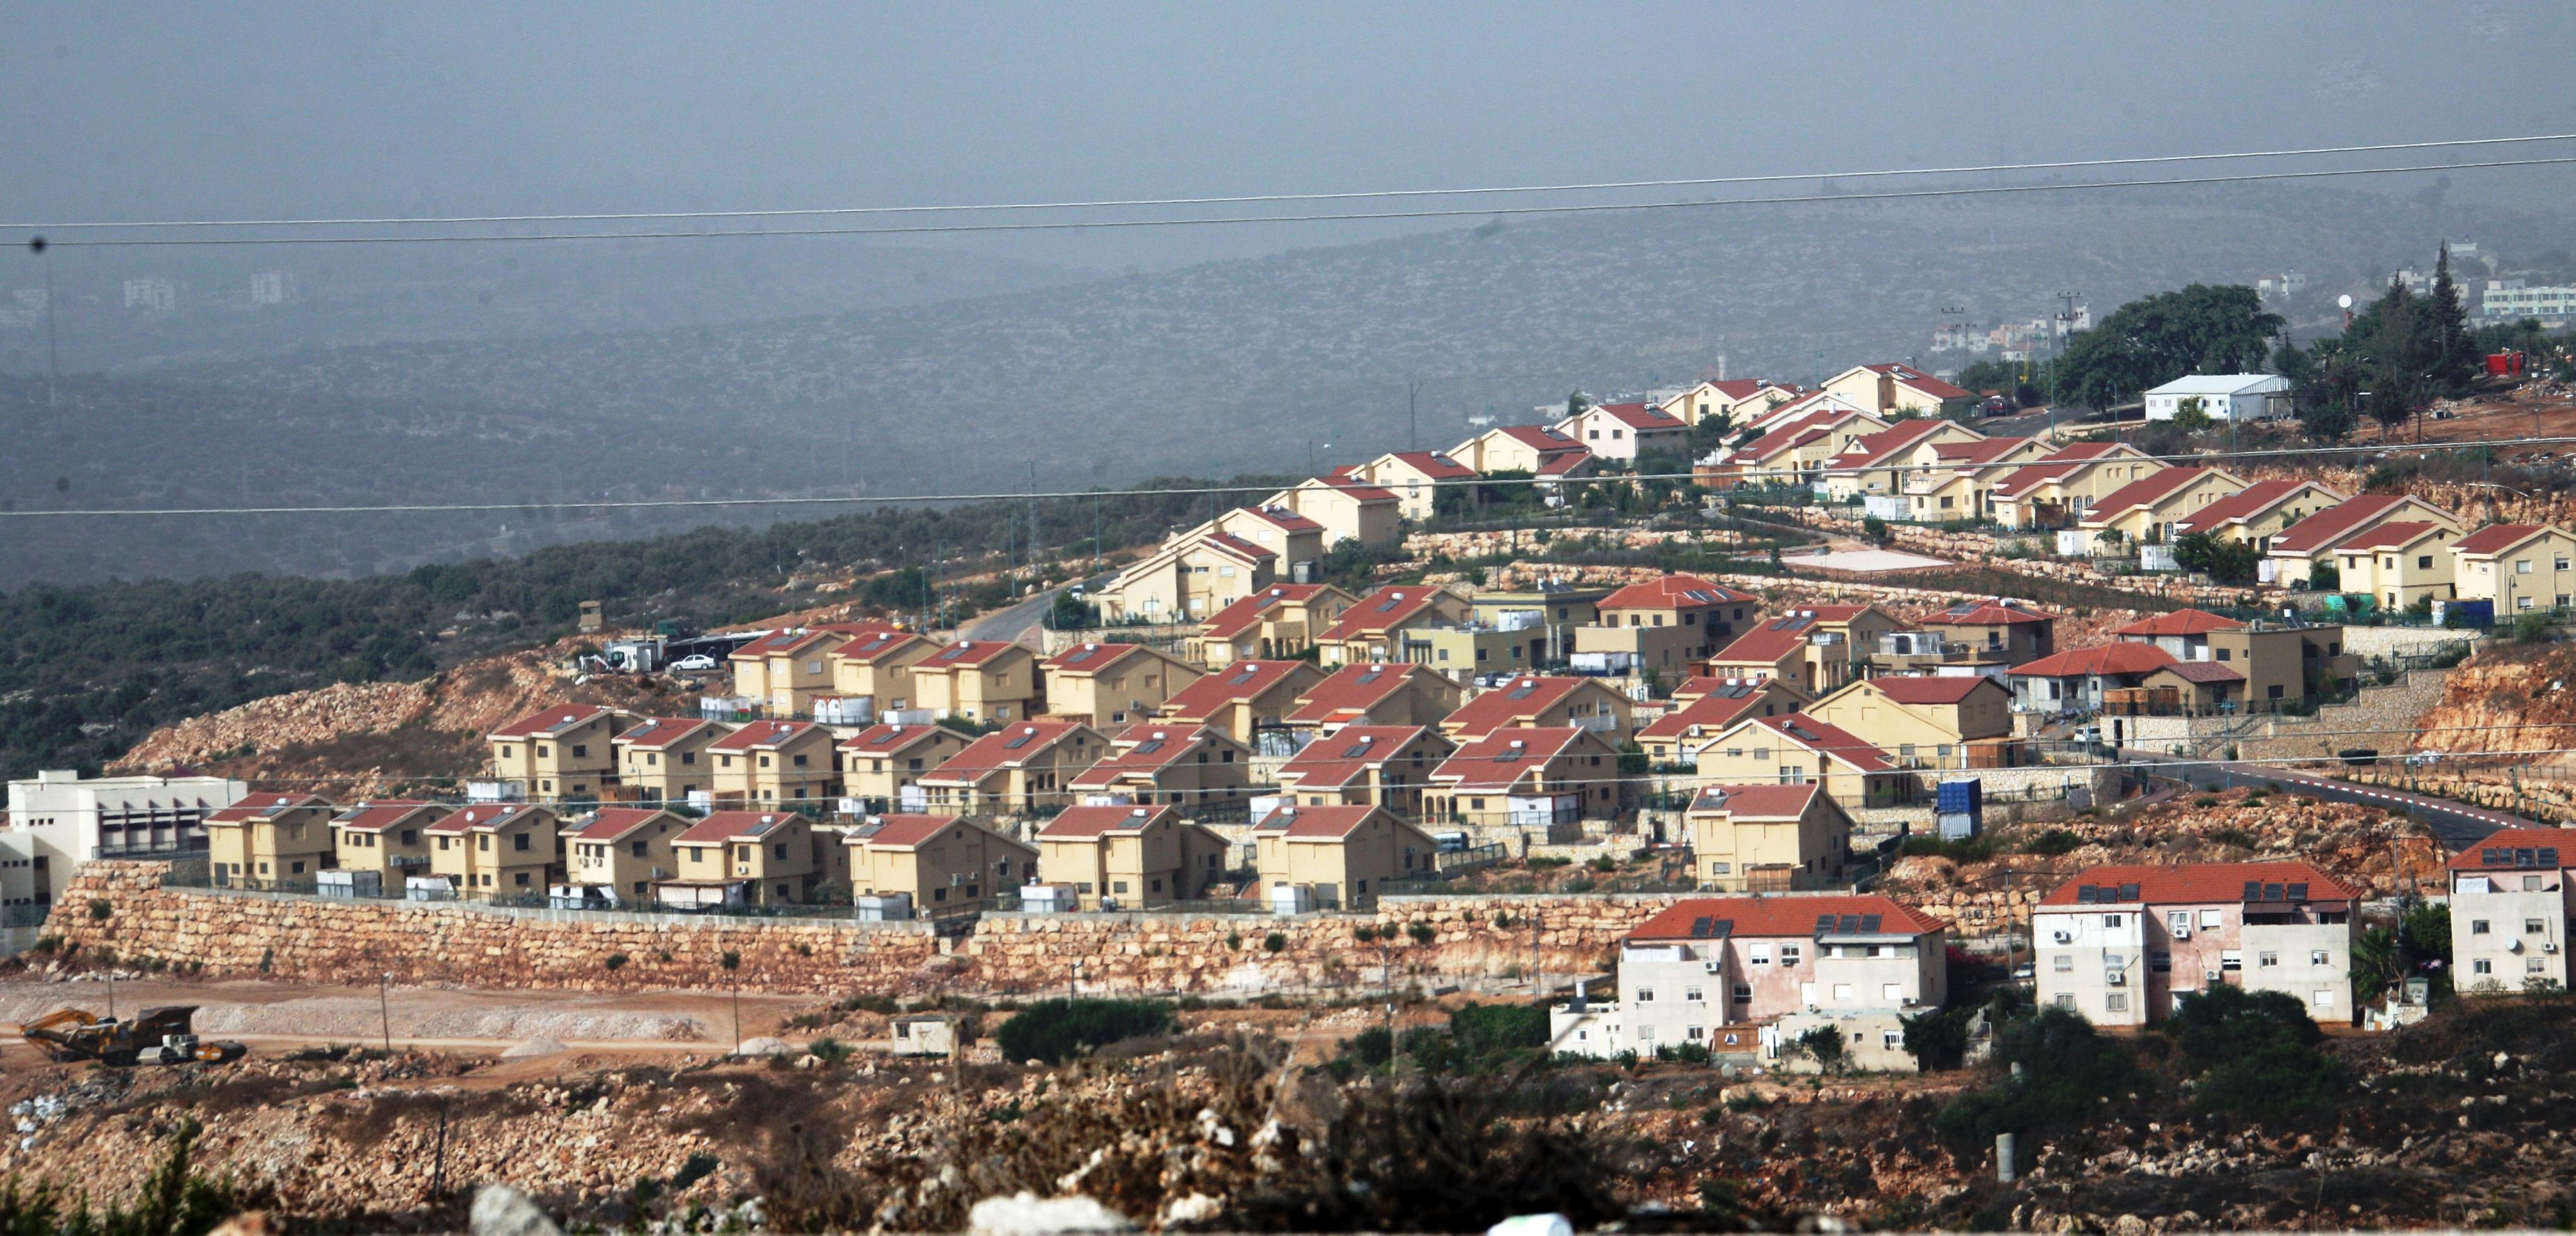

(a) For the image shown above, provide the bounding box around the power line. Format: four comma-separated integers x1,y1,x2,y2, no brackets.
4,431,2567,519
16,131,2573,233
23,153,2576,249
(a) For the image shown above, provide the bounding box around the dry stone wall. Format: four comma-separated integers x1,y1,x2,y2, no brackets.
49,863,1697,997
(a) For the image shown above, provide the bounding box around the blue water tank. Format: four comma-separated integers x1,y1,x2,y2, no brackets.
1936,778,1983,815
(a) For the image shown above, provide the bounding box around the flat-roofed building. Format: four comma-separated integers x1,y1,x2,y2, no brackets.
2033,862,2355,1027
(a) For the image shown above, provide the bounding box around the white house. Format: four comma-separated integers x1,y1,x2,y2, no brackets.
2143,375,2291,423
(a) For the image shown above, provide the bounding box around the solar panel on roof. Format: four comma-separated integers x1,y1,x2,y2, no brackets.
2116,883,2140,902
2075,886,2099,904
1132,739,1165,756
1229,666,1260,684
1860,914,1882,932
1690,916,1714,937
1838,914,1861,933
2543,848,2562,868
1815,914,1836,932
2286,882,2308,901
1340,738,1375,759
2516,847,2538,868
2262,883,2284,902
1004,734,1036,750
2242,880,2263,900
2483,848,2506,866
1506,682,1538,699
1356,670,1383,685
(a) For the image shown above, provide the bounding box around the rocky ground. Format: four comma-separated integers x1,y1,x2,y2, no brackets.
10,991,2576,1233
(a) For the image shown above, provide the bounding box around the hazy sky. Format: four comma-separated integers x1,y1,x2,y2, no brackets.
8,1,2575,270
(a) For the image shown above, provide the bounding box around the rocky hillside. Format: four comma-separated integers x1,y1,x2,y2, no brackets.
2409,642,2576,765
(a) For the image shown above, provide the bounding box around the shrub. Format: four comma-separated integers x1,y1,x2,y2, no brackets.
1406,922,1436,946
605,952,629,971
87,898,114,922
0,1117,235,1236
2021,829,2083,856
1263,932,1287,954
1899,1005,1974,1072
1935,1008,2143,1152
2194,1039,2346,1119
1450,1002,1550,1066
992,998,1176,1064
1225,932,1243,951
806,1037,852,1065
1654,1042,1714,1064
1343,1026,1395,1068
1787,1025,1848,1073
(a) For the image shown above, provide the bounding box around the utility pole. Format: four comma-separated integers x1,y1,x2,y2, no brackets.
38,240,60,409
380,972,394,1054
1408,378,1424,452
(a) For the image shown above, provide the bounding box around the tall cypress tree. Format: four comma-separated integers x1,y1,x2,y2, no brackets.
2426,243,2477,395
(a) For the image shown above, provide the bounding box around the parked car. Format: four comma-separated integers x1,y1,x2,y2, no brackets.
671,653,719,672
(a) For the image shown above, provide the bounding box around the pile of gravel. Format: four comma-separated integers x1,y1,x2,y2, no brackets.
499,1035,568,1059
731,1036,794,1057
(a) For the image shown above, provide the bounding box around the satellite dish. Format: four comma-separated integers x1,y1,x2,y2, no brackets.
2337,294,2354,309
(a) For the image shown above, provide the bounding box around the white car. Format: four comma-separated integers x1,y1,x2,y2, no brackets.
670,654,718,672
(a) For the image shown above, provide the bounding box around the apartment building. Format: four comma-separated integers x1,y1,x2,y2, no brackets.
913,720,1106,817
1283,662,1465,732
2451,523,2576,614
2448,831,2572,993
487,704,626,802
1439,675,1633,743
1272,724,1456,813
2331,521,2458,609
5,769,247,869
845,814,1035,919
1034,803,1231,910
2263,494,2460,588
909,639,1041,724
1684,783,1855,893
838,722,974,813
426,803,562,900
206,793,336,890
1550,893,1947,1068
1690,714,1905,808
2033,862,2356,1027
1423,726,1623,830
658,810,838,907
1314,586,1473,666
2110,609,2357,707
612,717,726,805
327,800,449,885
1191,584,1357,668
707,719,841,807
1067,724,1255,809
1702,605,1901,700
1870,599,2058,676
560,807,690,901
1250,804,1441,910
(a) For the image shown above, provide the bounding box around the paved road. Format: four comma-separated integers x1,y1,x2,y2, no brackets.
2128,751,2524,852
955,571,1116,643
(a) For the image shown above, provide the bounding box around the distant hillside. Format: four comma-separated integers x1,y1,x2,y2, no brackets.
6,181,2565,585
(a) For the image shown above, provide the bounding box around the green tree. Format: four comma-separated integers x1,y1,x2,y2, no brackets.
2167,395,2214,434
2051,284,2284,408
2172,531,2258,583
2424,243,2479,395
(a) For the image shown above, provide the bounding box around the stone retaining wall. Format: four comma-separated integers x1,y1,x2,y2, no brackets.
48,863,1706,998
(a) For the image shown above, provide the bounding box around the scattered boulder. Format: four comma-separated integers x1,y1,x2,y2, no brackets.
731,1035,794,1057
500,1035,567,1059
967,1192,1135,1235
469,1185,562,1236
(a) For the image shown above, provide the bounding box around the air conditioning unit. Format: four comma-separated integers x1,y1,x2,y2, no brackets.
2548,942,2561,955
2051,931,2073,945
1703,961,1724,973
2170,926,2190,940
2105,971,2126,986
2205,969,2223,983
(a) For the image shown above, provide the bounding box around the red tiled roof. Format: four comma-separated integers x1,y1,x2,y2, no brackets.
2010,643,2180,678
208,793,328,822
1536,450,1596,477
2452,522,2550,557
730,622,898,663
1236,504,1324,534
1862,363,1974,401
840,722,955,754
1707,609,1861,666
857,814,965,849
1683,783,1823,819
1858,675,1996,705
2157,660,2245,684
489,704,611,741
1597,574,1755,612
1828,419,1955,468
2172,479,2332,533
1311,475,1401,503
675,810,808,846
2113,609,2245,637
1629,893,1943,941
1704,379,1774,402
1933,599,2059,626
2083,467,2209,520
562,807,675,841
833,627,926,663
2331,521,2441,552
1930,436,2035,465
329,800,445,832
1251,803,1389,840
1161,660,1314,720
2040,861,2353,907
1286,663,1448,724
924,722,1094,780
1440,676,1587,736
1992,442,2123,498
1043,641,1151,672
1199,584,1341,639
1431,727,1590,790
1039,803,1174,840
708,719,824,752
1069,725,1220,787
1198,530,1278,562
1497,424,1584,453
426,803,543,833
1277,726,1446,789
2268,495,2414,555
1637,687,1779,742
1319,586,1454,643
1742,714,1892,772
616,717,716,750
2448,829,2576,871
1586,401,1687,431
1382,450,1479,481
919,639,1026,669
1728,421,1835,464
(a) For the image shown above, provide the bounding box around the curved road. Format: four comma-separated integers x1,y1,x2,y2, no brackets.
2131,751,2526,851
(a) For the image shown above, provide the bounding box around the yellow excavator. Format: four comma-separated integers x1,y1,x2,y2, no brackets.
19,1005,247,1066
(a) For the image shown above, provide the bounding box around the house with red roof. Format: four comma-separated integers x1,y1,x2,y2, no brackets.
1033,803,1232,910
845,814,1035,919
823,626,944,721
1816,418,1987,503
1984,442,2163,530
425,803,562,900
1550,893,1948,1065
1251,803,1441,910
206,793,336,890
560,806,692,900
1438,675,1635,743
1683,783,1857,893
1898,598,2061,670
707,719,841,807
728,622,901,718
1191,583,1356,669
1210,504,1327,567
1690,714,1907,809
2168,479,2345,552
1702,605,1903,700
2074,466,2249,548
1593,573,1761,657
1097,527,1282,622
1557,400,1689,462
611,717,727,805
913,720,1108,818
839,722,976,814
1350,449,1480,520
2034,861,2356,1027
2111,609,2355,709
1819,363,1976,419
1267,476,1403,548
2007,642,2186,715
1806,675,2013,768
1040,641,1204,729
328,799,452,884
1656,378,1804,428
1285,662,1465,731
1633,680,1802,763
1157,658,1328,746
657,809,842,907
2263,493,2460,588
1694,407,1887,489
1067,723,1254,810
486,704,628,803
1424,726,1624,830
2447,830,2575,991
906,639,1043,724
1273,725,1457,815
1315,585,1473,666
2331,521,2459,609
2450,522,2576,614
1737,387,1866,435
1448,423,1590,476
1899,435,2055,522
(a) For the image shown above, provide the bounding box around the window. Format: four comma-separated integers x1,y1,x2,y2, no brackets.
1709,860,1731,875
2199,909,2223,929
2258,951,2279,968
1778,945,1801,967
2311,990,2334,1008
2518,559,2534,574
2053,955,2074,972
2053,993,2075,1009
1731,983,1752,1003
570,744,587,758
514,832,531,852
1633,987,1654,1003
2472,919,2492,935
2268,685,2285,700
2104,993,2129,1012
2168,910,2190,934
2418,555,2434,570
2474,958,2494,975
2221,951,2243,971
2216,648,2233,661
2527,919,2548,935
2529,957,2550,975
1684,986,1704,1003
1111,881,1128,894
1882,983,1904,1001
2102,913,2122,928
1686,1025,1705,1040
1748,944,1772,965
2310,950,2330,967
1830,983,1853,1000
